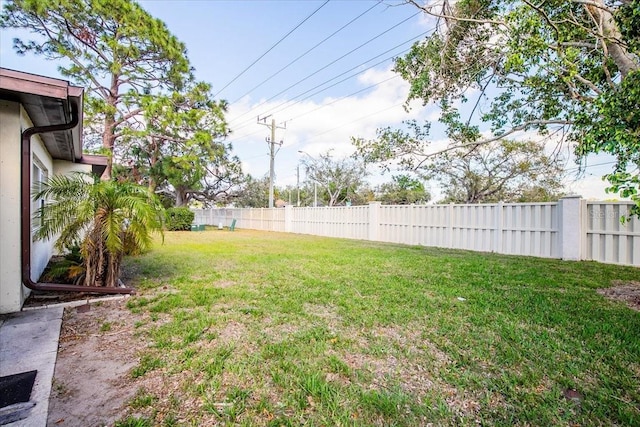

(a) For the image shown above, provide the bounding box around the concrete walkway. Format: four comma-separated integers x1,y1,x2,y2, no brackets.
0,307,63,426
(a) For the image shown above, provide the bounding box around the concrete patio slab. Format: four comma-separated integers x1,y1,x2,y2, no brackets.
0,307,63,426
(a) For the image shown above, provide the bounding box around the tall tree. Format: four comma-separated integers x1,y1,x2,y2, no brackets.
123,81,242,207
301,151,367,207
427,140,565,203
1,0,191,178
375,0,639,213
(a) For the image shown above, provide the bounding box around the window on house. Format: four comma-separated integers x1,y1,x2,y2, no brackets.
32,158,48,233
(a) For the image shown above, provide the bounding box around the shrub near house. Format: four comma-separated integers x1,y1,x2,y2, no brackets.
165,207,195,231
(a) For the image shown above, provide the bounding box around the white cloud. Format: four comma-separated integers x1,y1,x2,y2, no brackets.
226,65,436,187
567,174,611,200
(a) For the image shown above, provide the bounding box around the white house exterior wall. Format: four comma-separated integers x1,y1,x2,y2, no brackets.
52,159,92,176
26,105,55,288
0,102,67,313
0,100,23,313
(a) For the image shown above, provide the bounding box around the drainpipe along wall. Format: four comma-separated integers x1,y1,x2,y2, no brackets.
21,102,134,295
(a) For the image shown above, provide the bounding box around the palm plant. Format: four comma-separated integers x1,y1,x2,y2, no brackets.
34,173,164,288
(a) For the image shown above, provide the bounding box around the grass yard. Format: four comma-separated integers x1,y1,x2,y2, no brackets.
117,229,639,426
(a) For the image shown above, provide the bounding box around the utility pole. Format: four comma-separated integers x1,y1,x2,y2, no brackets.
257,115,285,208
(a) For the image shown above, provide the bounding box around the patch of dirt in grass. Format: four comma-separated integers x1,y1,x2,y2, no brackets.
127,371,199,424
376,325,452,365
217,320,248,343
304,303,342,331
598,281,640,311
47,299,148,427
261,321,305,342
212,279,237,288
341,326,484,419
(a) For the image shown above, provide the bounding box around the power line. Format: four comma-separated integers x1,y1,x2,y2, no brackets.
230,1,381,104
228,27,432,135
229,10,421,125
227,94,403,154
295,102,405,146
566,161,617,173
213,0,330,98
285,75,400,123
230,54,400,135
258,31,431,124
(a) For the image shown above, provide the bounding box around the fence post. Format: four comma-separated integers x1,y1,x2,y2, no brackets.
494,202,503,253
368,201,381,241
560,195,584,260
285,205,293,233
260,208,264,230
447,203,455,248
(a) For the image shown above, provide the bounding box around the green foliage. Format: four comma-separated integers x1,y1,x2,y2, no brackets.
125,81,243,207
0,0,191,177
380,0,640,213
616,0,640,56
575,70,640,216
130,388,158,409
429,139,566,203
114,416,153,427
376,174,430,205
34,173,164,287
0,0,243,198
131,354,164,378
301,151,367,206
233,175,270,208
165,207,195,231
41,246,84,283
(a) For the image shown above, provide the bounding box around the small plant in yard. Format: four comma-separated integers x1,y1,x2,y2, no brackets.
114,416,153,427
165,207,195,231
34,174,164,288
41,246,84,284
131,354,163,379
130,388,157,409
117,230,640,426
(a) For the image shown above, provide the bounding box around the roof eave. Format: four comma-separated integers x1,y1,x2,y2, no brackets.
0,67,85,162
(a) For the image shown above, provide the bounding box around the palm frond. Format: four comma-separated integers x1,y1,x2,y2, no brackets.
34,174,165,287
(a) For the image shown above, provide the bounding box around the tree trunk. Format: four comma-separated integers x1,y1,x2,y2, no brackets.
147,137,159,192
587,0,639,79
101,112,116,180
175,188,186,207
105,251,122,288
101,73,121,180
81,221,122,287
82,224,105,287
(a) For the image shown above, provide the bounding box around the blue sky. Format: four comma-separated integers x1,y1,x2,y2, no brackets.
0,0,617,200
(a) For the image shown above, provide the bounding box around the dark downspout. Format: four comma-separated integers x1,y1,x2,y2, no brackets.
21,103,134,295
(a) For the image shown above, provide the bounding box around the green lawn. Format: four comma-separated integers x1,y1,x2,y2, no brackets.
118,229,639,426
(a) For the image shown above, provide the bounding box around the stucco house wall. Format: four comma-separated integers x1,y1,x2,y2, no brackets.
25,105,56,288
0,100,23,313
0,68,102,314
0,101,91,313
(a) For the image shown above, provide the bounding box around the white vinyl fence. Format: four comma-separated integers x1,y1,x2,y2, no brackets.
193,197,640,267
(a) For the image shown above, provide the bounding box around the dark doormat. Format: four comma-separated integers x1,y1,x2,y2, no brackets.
0,370,37,408
0,370,38,425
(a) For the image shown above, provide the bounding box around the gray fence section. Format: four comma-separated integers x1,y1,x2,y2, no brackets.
192,198,639,267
